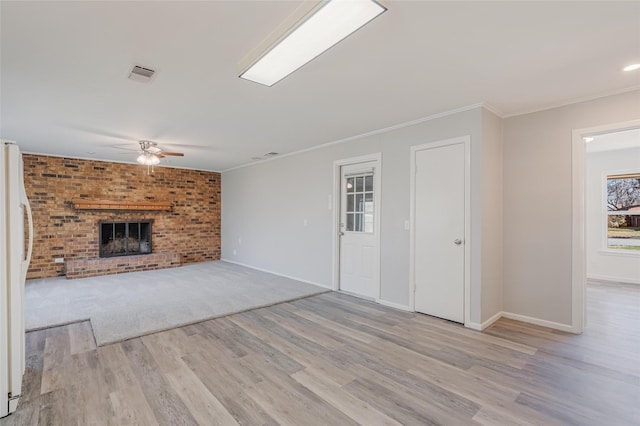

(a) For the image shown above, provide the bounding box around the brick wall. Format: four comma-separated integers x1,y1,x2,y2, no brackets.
23,154,221,279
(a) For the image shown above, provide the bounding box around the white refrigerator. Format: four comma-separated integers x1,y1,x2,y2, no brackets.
0,141,33,418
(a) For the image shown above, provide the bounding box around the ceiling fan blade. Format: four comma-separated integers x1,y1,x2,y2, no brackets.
62,124,138,142
113,146,140,152
159,151,184,157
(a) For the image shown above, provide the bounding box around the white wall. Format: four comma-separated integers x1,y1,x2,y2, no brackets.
503,90,640,326
481,109,503,324
223,107,490,323
223,91,639,330
586,147,640,284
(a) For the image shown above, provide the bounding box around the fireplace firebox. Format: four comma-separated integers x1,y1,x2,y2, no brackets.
99,220,152,258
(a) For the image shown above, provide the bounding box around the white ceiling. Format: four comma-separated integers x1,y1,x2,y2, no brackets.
2,1,639,172
586,128,640,153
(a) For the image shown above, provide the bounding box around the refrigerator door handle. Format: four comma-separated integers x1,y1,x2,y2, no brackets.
20,182,33,281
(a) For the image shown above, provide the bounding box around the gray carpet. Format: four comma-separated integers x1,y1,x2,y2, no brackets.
25,261,329,346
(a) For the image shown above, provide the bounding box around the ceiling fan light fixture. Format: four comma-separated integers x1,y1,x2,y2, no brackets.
239,0,387,87
137,153,160,165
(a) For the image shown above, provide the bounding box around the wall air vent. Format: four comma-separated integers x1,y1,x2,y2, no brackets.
128,65,156,82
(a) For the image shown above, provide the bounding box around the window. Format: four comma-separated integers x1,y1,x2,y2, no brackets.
606,172,640,251
345,173,374,232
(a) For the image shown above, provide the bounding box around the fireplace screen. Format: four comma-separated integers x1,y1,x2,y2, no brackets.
99,221,152,258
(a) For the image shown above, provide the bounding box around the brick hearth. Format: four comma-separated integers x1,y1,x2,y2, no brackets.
66,252,180,279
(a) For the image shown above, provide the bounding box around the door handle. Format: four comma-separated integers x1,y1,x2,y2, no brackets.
339,232,345,236
454,239,462,245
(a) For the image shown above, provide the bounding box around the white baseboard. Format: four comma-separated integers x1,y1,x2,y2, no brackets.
482,311,503,330
501,311,575,333
482,311,503,329
468,311,576,333
587,274,640,285
466,311,503,331
220,259,331,289
465,322,482,331
376,299,412,312
9,396,19,414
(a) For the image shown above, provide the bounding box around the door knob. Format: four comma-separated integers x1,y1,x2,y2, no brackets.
454,239,462,245
339,232,345,236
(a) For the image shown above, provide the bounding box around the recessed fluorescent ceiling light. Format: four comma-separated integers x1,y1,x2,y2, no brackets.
240,0,387,87
623,63,640,72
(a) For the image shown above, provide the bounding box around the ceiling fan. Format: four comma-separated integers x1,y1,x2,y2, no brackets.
136,140,184,173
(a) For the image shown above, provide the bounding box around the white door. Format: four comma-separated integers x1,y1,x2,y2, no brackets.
1,143,8,418
413,141,466,323
339,161,379,299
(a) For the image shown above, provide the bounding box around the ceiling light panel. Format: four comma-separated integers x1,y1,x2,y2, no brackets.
240,0,387,87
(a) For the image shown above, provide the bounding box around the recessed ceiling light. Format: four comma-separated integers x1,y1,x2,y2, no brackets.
623,63,640,72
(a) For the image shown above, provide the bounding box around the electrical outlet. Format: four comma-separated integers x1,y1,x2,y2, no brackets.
54,258,64,264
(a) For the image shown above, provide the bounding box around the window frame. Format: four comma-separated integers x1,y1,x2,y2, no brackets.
602,170,640,254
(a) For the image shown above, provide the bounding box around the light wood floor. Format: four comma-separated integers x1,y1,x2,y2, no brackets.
2,282,638,425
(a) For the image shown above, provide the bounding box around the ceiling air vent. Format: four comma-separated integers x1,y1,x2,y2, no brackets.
128,65,156,82
251,152,280,161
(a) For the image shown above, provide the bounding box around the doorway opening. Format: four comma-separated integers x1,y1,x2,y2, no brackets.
572,120,640,333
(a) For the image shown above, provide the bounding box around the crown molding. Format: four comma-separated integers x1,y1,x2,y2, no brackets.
224,102,488,172
503,85,640,118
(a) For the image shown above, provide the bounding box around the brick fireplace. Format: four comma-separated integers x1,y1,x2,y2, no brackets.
22,154,221,279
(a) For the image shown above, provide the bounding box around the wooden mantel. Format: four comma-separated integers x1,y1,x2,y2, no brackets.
72,199,172,211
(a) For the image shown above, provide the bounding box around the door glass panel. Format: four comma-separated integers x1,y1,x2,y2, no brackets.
365,175,373,191
364,213,374,232
346,213,354,231
364,192,373,212
355,213,363,232
346,177,355,193
343,172,374,233
347,194,354,212
355,194,363,212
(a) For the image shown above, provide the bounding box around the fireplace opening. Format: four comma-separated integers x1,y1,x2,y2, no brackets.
99,221,152,258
